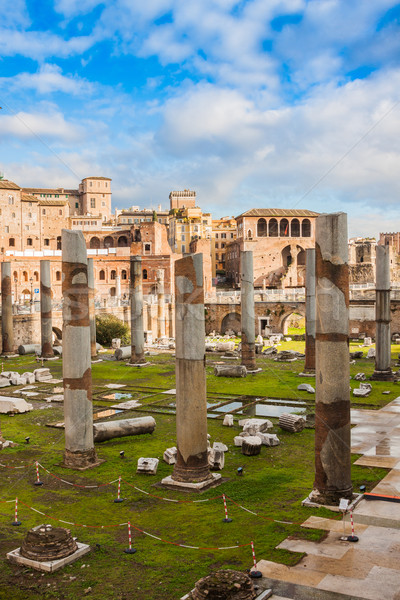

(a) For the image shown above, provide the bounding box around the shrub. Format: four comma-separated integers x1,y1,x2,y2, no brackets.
95,314,130,347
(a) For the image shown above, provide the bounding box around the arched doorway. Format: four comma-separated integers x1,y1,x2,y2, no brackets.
104,236,114,248
90,237,100,249
281,312,305,335
118,235,128,247
282,245,292,268
221,312,241,334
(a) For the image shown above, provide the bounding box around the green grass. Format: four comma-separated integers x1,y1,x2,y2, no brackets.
0,340,394,599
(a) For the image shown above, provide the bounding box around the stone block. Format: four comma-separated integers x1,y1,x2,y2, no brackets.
212,442,228,452
208,448,225,470
223,414,234,426
137,457,159,475
10,377,25,386
297,383,315,393
278,413,305,433
22,373,36,384
0,397,33,414
367,347,376,359
234,436,244,446
241,436,262,456
163,447,177,465
257,432,280,446
240,418,273,434
355,372,366,381
0,378,10,388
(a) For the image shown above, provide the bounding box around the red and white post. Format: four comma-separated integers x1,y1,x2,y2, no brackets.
34,461,43,486
250,541,262,578
11,497,21,526
123,521,137,554
222,494,232,523
347,510,359,542
114,476,124,503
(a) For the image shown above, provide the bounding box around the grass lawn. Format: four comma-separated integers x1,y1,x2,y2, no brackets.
0,338,394,600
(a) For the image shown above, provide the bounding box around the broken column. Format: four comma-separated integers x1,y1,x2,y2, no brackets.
240,251,257,371
1,262,14,355
62,229,98,469
371,245,393,380
156,269,166,339
40,260,54,358
115,275,121,306
130,256,146,364
161,254,220,490
304,248,316,372
87,258,97,359
310,213,352,505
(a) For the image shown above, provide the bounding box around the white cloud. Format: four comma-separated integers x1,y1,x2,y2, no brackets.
0,110,83,141
0,64,93,95
0,29,96,61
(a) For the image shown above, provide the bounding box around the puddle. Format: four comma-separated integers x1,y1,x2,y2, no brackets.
103,393,132,401
255,404,306,418
93,409,123,420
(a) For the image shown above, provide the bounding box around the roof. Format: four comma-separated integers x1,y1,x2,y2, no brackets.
237,208,319,218
0,180,20,190
38,199,67,206
21,193,39,202
82,176,111,181
22,187,69,194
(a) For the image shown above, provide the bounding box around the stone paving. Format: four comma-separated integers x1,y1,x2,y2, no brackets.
254,398,400,599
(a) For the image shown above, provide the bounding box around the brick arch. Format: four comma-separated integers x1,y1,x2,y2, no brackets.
221,311,241,334
278,306,306,334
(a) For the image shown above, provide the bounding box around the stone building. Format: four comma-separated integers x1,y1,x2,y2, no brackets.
225,208,318,288
168,199,212,255
116,205,169,227
212,216,236,278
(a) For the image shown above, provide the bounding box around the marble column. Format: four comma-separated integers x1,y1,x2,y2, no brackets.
87,258,97,359
1,262,14,355
310,213,352,505
371,245,393,380
304,248,316,373
40,260,54,358
62,230,98,469
157,269,166,339
162,254,220,490
130,256,145,364
240,251,257,371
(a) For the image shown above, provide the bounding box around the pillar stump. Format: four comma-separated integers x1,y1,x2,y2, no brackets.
1,262,14,355
161,254,220,490
371,245,393,381
40,260,54,358
62,230,99,470
309,213,353,505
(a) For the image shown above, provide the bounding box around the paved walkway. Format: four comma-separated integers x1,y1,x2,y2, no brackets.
254,398,400,599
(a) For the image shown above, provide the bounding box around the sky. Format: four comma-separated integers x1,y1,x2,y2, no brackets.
1,0,400,238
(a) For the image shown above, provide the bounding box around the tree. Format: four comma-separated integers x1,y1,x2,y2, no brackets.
95,314,130,347
152,210,158,222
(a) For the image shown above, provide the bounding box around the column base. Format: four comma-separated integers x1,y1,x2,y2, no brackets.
160,473,221,492
370,369,394,381
304,487,354,508
63,448,104,471
302,491,363,512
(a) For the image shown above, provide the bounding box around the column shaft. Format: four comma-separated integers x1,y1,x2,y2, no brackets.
62,230,98,469
87,258,97,359
241,251,256,371
311,213,352,505
304,248,316,372
371,245,393,380
157,269,166,338
1,262,14,355
130,256,145,363
172,254,212,483
40,260,54,358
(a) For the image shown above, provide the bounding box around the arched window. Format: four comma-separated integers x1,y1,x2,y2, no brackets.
280,219,289,237
110,270,116,280
257,218,267,237
302,219,311,237
104,236,114,248
99,270,105,281
34,271,39,282
143,269,148,280
121,270,127,280
13,271,18,282
269,218,278,237
56,236,61,250
56,271,61,281
90,237,100,249
247,229,252,239
291,219,300,237
27,238,33,246
9,238,15,247
23,271,28,282
118,235,128,247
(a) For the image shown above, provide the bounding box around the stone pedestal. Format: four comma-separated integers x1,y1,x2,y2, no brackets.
40,260,54,358
304,248,316,373
371,245,393,381
1,262,14,355
62,229,99,470
309,213,352,505
130,256,146,364
161,254,220,491
241,251,257,371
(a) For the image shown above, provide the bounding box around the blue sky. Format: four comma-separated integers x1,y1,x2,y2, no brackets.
1,0,400,237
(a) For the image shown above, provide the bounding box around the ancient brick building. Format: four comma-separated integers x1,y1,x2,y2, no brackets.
225,208,318,288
